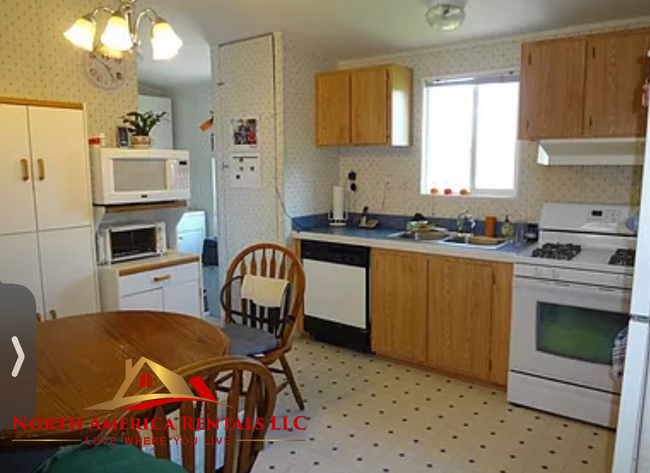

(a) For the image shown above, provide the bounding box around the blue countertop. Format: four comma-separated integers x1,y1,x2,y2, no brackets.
292,226,531,263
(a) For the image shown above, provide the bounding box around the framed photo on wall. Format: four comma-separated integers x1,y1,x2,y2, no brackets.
230,116,258,150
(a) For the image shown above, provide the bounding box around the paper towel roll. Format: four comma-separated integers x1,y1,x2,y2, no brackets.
332,186,345,221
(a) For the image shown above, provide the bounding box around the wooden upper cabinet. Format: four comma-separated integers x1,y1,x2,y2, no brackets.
519,37,587,140
316,64,412,147
371,249,427,364
427,256,493,382
585,30,650,137
351,67,389,145
315,71,351,146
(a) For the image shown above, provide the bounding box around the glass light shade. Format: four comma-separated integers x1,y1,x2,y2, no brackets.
63,16,96,52
101,14,133,51
425,4,466,32
151,20,183,60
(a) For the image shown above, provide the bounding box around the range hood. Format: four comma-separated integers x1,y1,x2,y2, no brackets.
537,138,646,166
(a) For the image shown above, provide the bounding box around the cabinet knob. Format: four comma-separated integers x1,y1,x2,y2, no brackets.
153,275,172,283
20,158,30,181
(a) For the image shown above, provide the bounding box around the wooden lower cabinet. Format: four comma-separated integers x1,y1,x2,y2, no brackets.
371,249,428,364
490,262,514,386
370,249,513,387
427,256,493,382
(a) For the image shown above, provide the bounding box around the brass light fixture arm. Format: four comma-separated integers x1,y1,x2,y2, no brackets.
135,7,160,42
90,6,115,17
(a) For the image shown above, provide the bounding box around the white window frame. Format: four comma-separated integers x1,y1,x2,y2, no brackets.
421,69,520,199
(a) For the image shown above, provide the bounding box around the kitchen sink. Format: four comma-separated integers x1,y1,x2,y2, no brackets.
386,231,449,242
441,235,510,249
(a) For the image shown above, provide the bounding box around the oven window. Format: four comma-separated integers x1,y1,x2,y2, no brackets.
113,159,167,192
111,228,157,260
537,303,628,365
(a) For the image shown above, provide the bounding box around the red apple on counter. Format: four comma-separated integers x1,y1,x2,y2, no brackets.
444,188,453,196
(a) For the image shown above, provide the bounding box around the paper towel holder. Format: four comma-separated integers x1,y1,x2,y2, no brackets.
329,185,348,227
329,211,349,227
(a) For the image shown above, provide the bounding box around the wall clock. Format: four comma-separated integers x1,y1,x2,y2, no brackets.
84,51,127,90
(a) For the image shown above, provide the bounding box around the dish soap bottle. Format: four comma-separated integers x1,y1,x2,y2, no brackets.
501,215,514,239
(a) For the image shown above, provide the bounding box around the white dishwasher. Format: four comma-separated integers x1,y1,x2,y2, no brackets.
302,241,370,352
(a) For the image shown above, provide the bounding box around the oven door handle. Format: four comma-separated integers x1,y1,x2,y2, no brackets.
514,277,631,297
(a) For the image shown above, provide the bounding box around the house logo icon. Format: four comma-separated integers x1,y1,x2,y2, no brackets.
85,357,229,411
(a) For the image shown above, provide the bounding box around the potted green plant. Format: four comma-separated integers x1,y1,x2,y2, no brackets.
122,111,167,149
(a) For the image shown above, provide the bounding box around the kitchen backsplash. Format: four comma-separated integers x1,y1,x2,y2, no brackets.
279,34,340,236
337,18,649,223
0,0,138,143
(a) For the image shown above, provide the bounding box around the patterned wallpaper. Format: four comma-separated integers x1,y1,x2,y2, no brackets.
278,34,340,238
212,33,342,270
0,0,138,145
168,81,217,236
338,19,649,222
212,35,280,274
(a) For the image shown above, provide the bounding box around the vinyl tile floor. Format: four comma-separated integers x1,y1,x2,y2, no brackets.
254,337,616,473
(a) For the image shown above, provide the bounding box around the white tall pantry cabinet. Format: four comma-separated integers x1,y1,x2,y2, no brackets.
0,102,98,320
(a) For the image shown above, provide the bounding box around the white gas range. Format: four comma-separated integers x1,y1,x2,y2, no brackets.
509,203,638,428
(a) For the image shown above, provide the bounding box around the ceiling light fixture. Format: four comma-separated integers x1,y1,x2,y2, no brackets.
425,0,467,32
64,0,183,60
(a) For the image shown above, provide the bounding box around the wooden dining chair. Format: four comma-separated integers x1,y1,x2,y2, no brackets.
36,311,56,323
220,243,306,410
108,356,277,473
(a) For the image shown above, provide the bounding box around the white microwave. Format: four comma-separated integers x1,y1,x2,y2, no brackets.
91,148,191,205
97,223,167,265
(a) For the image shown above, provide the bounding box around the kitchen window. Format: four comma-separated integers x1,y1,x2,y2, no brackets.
422,72,520,198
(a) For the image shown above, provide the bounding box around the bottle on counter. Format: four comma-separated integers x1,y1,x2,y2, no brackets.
484,216,497,237
501,215,514,239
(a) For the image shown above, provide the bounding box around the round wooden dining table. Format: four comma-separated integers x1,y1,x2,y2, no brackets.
2,311,229,440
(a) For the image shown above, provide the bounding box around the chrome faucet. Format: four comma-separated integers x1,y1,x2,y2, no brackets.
457,209,476,235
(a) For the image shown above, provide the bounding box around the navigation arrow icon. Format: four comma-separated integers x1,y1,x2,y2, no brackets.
11,336,25,378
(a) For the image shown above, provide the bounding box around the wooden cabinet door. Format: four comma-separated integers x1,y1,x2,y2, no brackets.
0,105,37,236
351,67,389,145
427,256,493,381
519,38,587,139
315,71,351,146
489,263,513,387
585,30,650,137
164,280,202,317
0,233,45,318
371,250,427,364
39,226,98,318
28,107,92,231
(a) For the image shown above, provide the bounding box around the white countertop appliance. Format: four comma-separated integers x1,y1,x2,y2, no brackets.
509,203,638,428
90,148,190,205
97,222,167,265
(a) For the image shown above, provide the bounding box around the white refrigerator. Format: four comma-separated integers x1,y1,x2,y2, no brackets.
612,50,650,473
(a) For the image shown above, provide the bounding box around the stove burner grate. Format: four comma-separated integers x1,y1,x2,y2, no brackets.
609,249,636,267
531,243,582,261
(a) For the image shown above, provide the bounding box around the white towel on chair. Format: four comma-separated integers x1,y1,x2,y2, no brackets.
241,275,288,308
